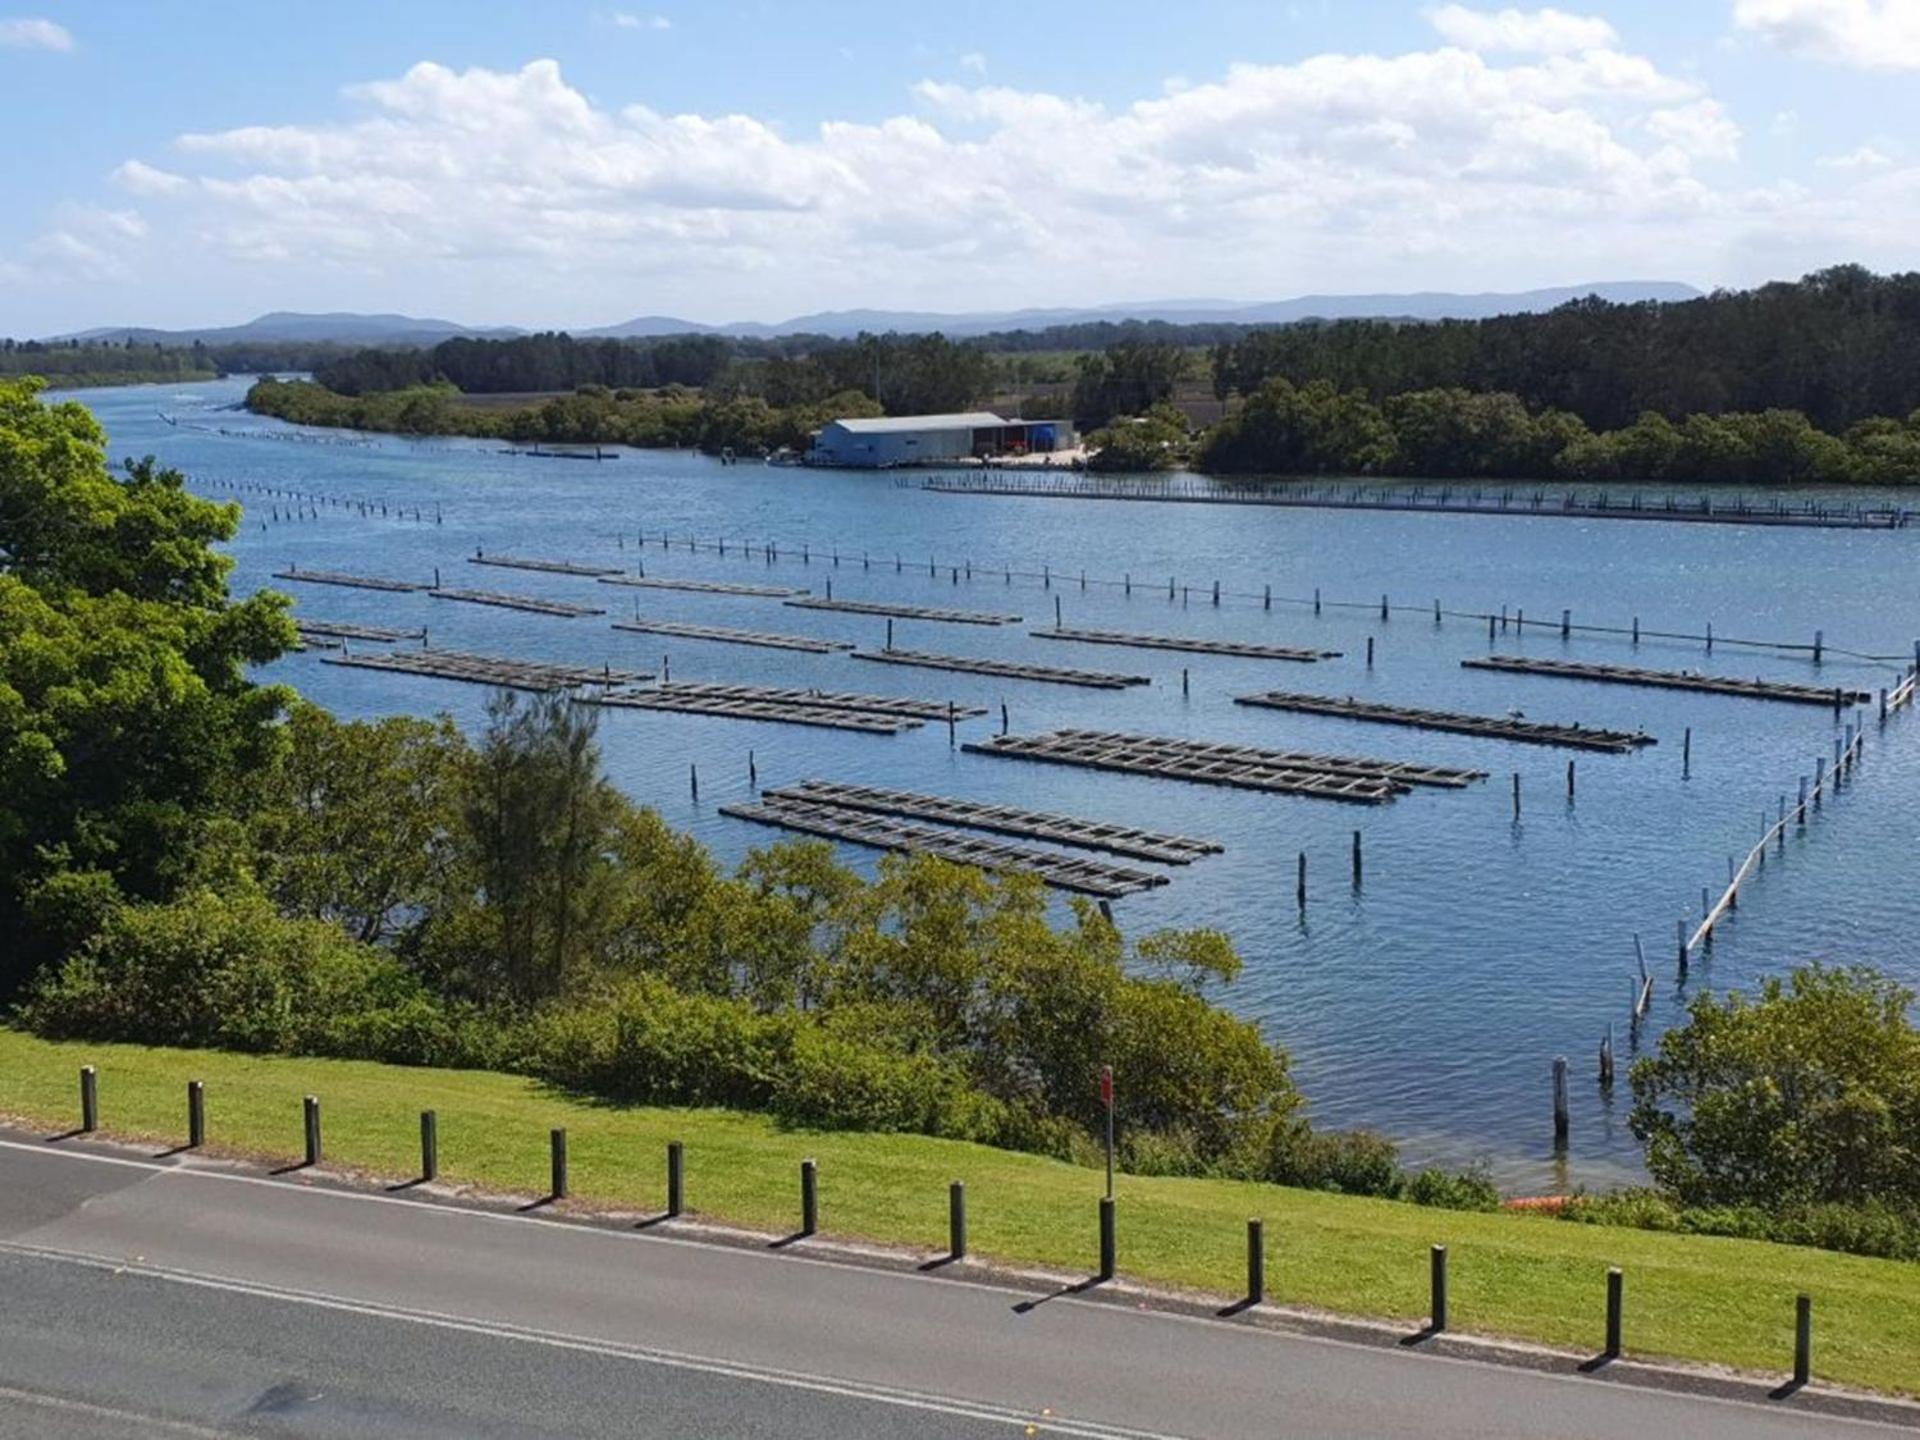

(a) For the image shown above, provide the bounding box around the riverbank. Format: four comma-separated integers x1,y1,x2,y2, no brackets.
6,1029,1917,1397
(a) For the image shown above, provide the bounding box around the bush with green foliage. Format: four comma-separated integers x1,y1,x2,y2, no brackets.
1629,964,1920,1211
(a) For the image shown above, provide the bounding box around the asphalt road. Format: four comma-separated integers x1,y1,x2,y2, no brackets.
0,1137,1904,1439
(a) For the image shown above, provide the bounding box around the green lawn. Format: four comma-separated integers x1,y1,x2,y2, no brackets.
3,1029,1915,1396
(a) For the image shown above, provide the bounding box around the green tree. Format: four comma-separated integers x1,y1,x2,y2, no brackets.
0,379,296,993
1630,964,1920,1210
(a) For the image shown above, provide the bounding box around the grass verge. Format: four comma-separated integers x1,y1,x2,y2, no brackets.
2,1028,1915,1396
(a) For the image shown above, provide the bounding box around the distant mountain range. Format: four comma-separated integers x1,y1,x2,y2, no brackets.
50,283,1703,347
54,311,521,347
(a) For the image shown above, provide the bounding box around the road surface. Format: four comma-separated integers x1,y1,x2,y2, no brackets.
0,1136,1903,1438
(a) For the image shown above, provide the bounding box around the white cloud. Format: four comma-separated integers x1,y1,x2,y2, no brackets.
1427,5,1618,54
1646,99,1741,161
22,205,147,282
959,50,987,75
611,12,670,30
1820,143,1894,167
0,16,71,50
12,42,1904,322
111,159,189,195
1732,0,1920,71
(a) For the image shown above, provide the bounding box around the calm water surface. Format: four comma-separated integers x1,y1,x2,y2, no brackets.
74,378,1920,1189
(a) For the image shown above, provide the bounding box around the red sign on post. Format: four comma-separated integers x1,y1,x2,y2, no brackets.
1099,1064,1114,1109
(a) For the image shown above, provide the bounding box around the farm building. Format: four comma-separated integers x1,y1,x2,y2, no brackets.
808,412,1077,469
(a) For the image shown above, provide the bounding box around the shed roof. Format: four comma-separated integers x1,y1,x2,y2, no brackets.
829,412,1009,435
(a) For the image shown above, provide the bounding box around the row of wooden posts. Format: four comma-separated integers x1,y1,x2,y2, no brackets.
67,1064,1819,1387
621,528,1913,669
223,479,441,526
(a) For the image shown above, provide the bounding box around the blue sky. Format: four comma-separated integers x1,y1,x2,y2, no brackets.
3,1,1918,334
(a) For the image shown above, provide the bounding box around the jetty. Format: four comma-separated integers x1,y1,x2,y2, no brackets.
625,681,983,722
1462,655,1872,707
967,730,1484,802
784,597,1022,626
589,690,919,734
611,619,853,654
1234,690,1656,753
851,648,1150,689
295,621,424,644
469,555,622,578
272,567,423,593
323,648,647,692
917,473,1912,530
719,795,1167,898
427,588,607,618
766,780,1219,863
1036,627,1337,663
598,575,809,598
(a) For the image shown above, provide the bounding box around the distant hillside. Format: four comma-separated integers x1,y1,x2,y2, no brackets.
582,283,1703,340
50,311,523,347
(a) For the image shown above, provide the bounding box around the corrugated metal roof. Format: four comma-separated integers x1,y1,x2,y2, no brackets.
828,412,1009,434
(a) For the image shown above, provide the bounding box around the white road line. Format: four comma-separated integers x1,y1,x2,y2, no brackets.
0,1241,1187,1440
0,1381,242,1438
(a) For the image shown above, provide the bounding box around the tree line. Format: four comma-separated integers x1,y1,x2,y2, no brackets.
0,336,377,389
314,330,1000,417
1196,377,1920,486
1211,265,1920,434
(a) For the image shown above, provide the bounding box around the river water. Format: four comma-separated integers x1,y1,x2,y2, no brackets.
70,377,1920,1190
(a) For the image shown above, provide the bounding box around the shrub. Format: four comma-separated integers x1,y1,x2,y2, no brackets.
1405,1164,1502,1212
1630,964,1920,1211
1267,1124,1404,1197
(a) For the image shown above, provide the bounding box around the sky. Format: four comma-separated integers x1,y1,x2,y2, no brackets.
2,0,1919,335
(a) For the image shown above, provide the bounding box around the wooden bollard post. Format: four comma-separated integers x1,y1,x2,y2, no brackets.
1351,830,1363,889
1264,584,1271,610
1552,1056,1570,1148
1296,851,1307,911
947,702,956,749
1727,855,1738,909
1054,595,1062,629
1365,636,1374,668
1566,759,1575,801
1605,1268,1624,1359
949,1181,967,1261
420,1110,438,1182
1246,1218,1265,1305
1682,727,1691,779
801,1158,818,1236
1814,756,1825,808
1813,629,1823,666
303,1095,322,1167
1430,1245,1449,1332
1797,775,1808,826
1168,576,1175,600
188,1080,205,1148
1794,1294,1813,1388
1561,608,1571,639
79,1065,98,1134
1182,667,1189,697
1098,1196,1117,1281
999,702,1009,736
1043,564,1051,588
1705,621,1714,655
1676,918,1688,970
667,1140,684,1217
1313,587,1321,615
689,763,699,801
748,750,757,789
1380,593,1389,621
1212,579,1220,606
550,1128,569,1200
1511,772,1521,819
1880,689,1889,725
1487,612,1496,644
1598,1025,1614,1087
1124,573,1131,595
1632,615,1640,645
